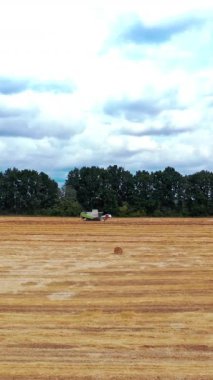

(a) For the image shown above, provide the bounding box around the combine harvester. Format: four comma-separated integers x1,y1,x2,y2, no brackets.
80,209,111,222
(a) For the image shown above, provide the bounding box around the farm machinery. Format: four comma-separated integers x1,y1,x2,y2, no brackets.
80,209,111,221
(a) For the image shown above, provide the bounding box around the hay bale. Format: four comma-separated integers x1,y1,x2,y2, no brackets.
114,247,123,255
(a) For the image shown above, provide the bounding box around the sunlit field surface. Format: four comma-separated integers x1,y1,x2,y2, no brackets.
0,217,213,380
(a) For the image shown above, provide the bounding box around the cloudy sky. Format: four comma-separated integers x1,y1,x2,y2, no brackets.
0,0,213,184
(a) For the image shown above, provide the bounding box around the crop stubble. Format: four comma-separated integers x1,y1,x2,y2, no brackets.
0,217,212,379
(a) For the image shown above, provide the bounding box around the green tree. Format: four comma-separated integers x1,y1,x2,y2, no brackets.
150,167,185,215
106,165,134,207
0,168,59,214
51,184,82,216
184,171,213,216
133,170,153,214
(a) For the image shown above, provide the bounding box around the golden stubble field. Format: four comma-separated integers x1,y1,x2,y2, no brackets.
0,217,213,380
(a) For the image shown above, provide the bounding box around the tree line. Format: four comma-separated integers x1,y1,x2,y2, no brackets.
0,166,213,216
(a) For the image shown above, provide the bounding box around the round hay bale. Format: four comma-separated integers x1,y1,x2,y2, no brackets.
114,246,123,255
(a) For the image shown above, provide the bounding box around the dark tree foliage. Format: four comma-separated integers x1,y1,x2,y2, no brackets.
184,171,213,216
49,184,82,216
0,168,58,214
150,167,185,215
133,170,155,214
66,165,135,214
66,166,213,217
0,166,212,216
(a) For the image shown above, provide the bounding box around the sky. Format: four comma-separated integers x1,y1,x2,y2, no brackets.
0,0,213,184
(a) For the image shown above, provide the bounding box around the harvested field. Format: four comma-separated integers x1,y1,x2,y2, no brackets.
0,216,213,379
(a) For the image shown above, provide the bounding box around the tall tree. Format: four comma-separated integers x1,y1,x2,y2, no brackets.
133,170,153,214
106,165,134,207
0,168,58,214
185,171,213,216
150,167,185,215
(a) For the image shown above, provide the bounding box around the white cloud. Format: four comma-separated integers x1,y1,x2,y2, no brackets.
0,0,213,181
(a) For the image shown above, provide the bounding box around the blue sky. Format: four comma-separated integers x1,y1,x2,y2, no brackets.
0,0,213,184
